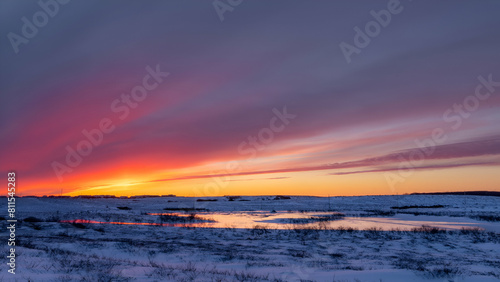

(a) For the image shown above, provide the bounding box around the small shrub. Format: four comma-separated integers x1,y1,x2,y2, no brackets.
460,227,482,235
411,225,446,234
71,222,86,229
329,252,345,258
251,225,269,236
23,216,43,222
30,223,43,230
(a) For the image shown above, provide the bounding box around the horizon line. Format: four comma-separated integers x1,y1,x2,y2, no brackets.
10,190,500,198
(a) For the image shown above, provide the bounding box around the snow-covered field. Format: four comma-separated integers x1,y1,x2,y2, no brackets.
1,195,499,281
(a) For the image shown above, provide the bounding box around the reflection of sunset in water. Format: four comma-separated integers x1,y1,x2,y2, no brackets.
62,211,483,231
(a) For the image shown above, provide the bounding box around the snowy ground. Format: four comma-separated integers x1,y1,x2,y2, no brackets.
1,195,499,281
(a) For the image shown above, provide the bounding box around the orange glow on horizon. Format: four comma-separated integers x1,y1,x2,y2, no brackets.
19,164,500,197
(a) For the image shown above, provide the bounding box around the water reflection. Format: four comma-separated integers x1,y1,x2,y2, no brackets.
62,211,486,231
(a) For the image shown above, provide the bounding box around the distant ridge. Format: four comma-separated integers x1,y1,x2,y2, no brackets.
410,191,500,197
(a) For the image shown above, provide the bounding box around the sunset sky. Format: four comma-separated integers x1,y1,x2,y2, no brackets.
1,0,500,197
